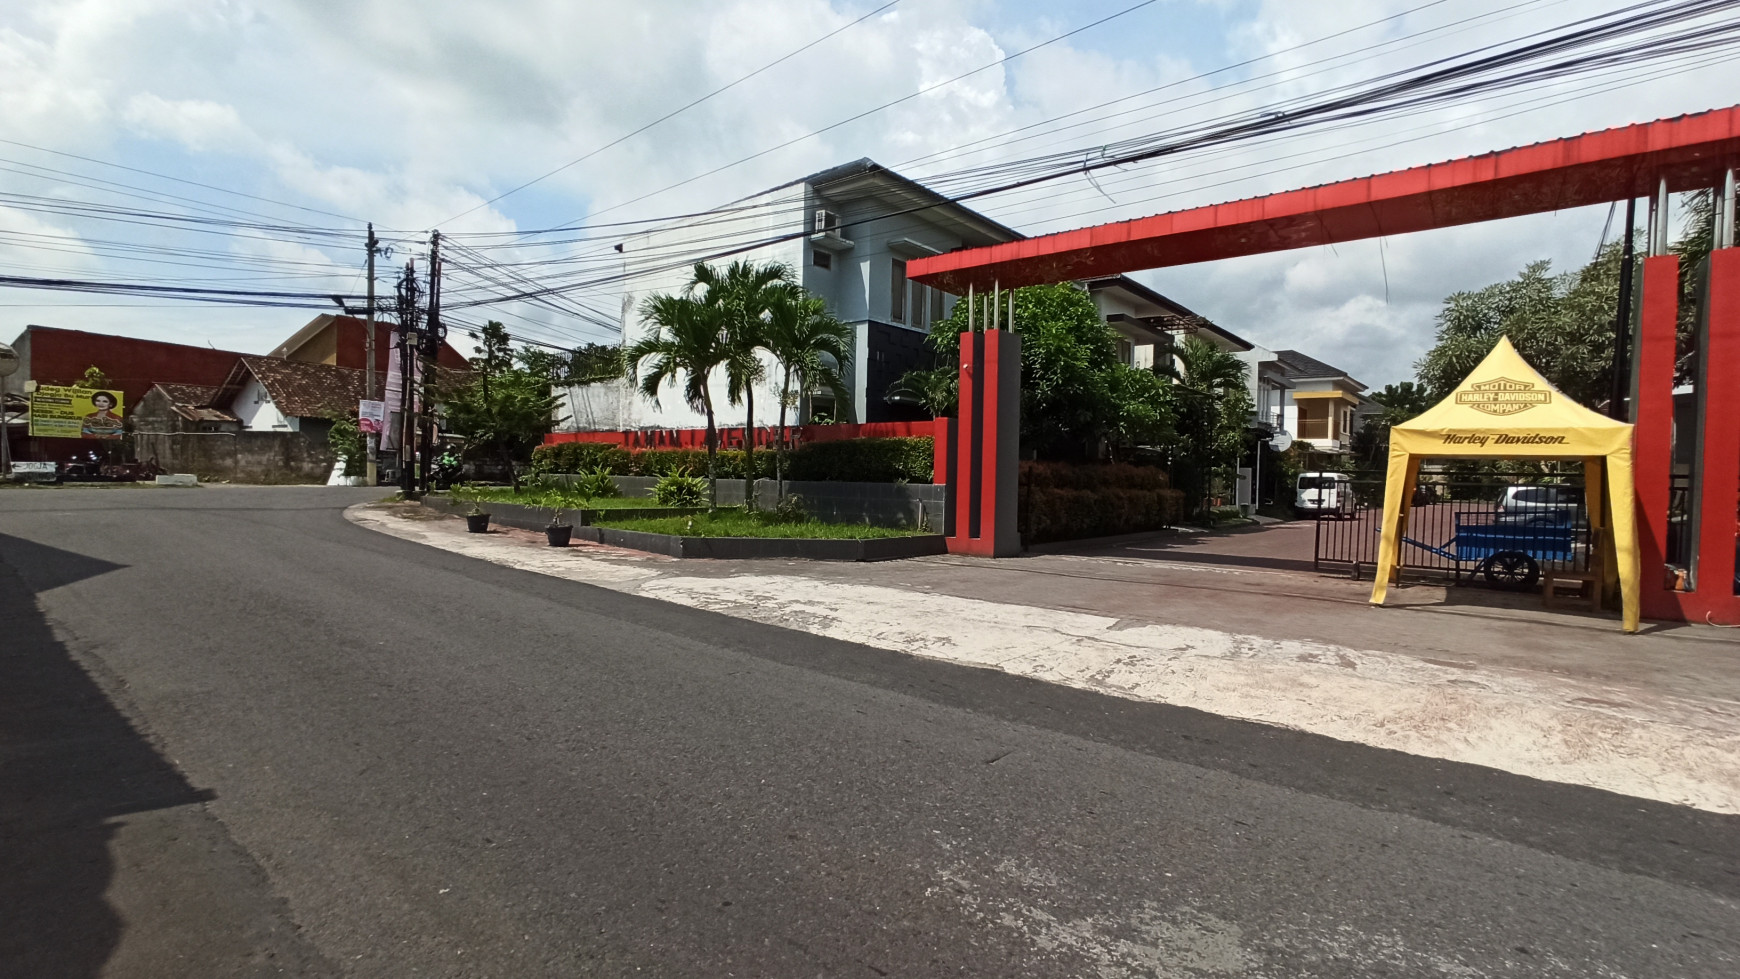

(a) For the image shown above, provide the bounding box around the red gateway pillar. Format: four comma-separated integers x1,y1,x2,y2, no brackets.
1634,247,1740,623
947,328,1021,557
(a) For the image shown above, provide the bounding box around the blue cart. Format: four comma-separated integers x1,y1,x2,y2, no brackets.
1398,513,1576,590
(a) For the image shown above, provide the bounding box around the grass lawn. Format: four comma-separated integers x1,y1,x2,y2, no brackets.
446,487,677,510
595,510,925,539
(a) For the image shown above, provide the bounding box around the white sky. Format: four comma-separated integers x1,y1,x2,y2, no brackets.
0,0,1732,388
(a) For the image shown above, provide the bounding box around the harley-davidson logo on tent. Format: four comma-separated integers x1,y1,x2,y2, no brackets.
1455,377,1552,415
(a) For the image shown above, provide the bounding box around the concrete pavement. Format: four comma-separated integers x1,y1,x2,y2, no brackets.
354,500,1740,814
3,485,1738,977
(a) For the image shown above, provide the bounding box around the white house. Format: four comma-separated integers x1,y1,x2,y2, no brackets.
1271,349,1371,453
596,158,1021,430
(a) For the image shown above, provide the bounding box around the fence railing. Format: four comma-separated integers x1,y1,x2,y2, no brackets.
1313,476,1591,588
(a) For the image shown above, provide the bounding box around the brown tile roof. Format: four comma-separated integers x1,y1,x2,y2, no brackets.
149,383,239,423
220,356,366,419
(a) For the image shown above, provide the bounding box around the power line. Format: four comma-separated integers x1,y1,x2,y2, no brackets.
0,136,364,225
539,0,1169,232
442,0,904,226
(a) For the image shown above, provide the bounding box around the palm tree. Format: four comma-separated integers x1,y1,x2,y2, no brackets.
1176,336,1248,394
1173,337,1252,511
690,260,793,506
625,292,729,506
762,286,853,491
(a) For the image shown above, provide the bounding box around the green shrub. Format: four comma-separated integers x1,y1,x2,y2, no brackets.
571,466,619,499
327,417,366,477
652,470,708,507
770,493,809,523
1019,461,1184,544
786,437,933,483
533,437,933,484
532,441,631,475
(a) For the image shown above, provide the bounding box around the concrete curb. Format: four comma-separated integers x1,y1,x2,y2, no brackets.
570,524,948,561
419,496,709,531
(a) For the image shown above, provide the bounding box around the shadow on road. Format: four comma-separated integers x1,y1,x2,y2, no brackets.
0,534,213,978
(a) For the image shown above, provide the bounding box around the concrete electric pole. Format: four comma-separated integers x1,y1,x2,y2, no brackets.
365,223,380,485
0,340,18,479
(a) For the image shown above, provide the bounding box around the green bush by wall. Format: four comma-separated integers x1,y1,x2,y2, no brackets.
532,437,933,484
530,442,631,476
783,438,933,484
1019,461,1184,544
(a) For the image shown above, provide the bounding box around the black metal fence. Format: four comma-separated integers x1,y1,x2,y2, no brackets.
1313,474,1592,589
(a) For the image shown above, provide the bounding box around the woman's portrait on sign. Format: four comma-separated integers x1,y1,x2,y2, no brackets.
82,390,124,438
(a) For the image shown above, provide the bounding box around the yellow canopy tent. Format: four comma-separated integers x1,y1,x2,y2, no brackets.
1369,337,1640,632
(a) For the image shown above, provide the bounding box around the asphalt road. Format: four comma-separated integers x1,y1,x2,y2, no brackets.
2,486,1737,978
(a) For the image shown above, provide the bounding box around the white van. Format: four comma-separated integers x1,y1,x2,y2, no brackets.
1296,472,1356,519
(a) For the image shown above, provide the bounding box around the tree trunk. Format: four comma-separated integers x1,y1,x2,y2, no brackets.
776,367,791,500
702,391,718,509
743,384,756,510
502,444,520,493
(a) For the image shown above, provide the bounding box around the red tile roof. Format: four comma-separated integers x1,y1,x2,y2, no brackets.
219,356,367,419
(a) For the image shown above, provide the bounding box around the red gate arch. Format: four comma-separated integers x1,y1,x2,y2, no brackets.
911,106,1740,624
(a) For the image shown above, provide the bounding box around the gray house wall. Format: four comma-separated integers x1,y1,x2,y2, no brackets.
133,390,337,483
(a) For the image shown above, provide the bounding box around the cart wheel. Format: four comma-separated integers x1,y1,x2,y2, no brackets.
1480,550,1540,590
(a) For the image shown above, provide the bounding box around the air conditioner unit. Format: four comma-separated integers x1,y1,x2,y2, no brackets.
813,209,841,235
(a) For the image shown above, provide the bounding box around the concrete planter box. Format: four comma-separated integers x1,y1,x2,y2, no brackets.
572,525,947,562
420,496,708,531
540,474,946,531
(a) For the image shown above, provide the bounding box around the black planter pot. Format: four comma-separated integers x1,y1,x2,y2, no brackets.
466,512,491,533
545,524,574,547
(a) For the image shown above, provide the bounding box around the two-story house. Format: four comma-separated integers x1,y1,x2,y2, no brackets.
603,158,1020,430
1273,349,1371,453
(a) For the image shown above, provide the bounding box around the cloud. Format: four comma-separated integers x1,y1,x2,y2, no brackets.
0,0,1725,387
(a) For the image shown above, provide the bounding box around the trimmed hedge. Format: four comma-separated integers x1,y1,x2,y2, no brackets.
530,441,632,475
532,437,933,484
1019,461,1184,544
784,437,933,484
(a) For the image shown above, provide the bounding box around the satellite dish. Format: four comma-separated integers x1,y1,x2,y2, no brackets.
1268,432,1294,453
0,342,19,378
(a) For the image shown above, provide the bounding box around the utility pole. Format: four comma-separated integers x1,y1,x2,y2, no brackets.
417,231,444,495
395,258,421,497
1610,197,1637,420
365,223,380,485
0,340,18,480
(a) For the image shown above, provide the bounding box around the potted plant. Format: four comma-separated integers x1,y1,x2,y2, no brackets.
465,502,491,534
545,506,573,547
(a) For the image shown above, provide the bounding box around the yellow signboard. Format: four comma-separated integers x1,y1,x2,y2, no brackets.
28,385,125,439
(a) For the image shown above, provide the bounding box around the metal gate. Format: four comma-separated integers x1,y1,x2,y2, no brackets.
1313,474,1592,587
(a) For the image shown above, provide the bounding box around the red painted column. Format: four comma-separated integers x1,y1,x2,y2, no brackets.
953,331,980,547
1634,255,1680,619
946,329,1022,557
979,331,1006,547
1691,248,1740,621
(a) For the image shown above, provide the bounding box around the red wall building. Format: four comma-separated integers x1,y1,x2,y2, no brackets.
6,325,251,466
11,325,247,406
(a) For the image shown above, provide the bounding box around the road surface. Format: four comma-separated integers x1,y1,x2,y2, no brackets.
2,486,1736,977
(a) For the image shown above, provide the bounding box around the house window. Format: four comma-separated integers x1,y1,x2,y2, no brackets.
911,282,928,328
890,259,906,323
812,249,832,270
931,288,945,323
1115,339,1134,366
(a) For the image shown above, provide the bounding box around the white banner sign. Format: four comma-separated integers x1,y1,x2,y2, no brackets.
358,399,387,435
